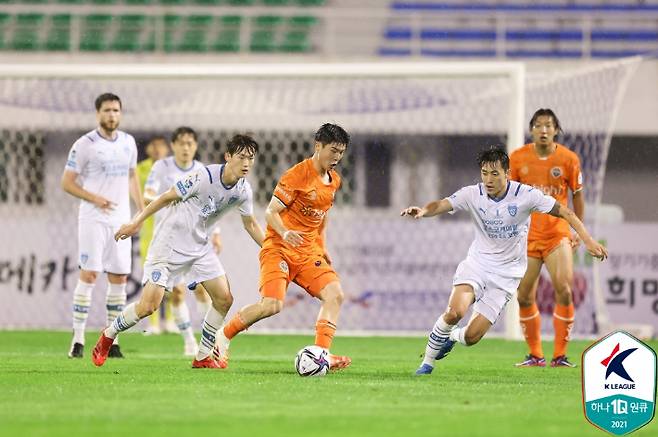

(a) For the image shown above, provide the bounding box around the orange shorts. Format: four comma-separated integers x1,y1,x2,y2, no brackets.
259,247,339,301
527,235,570,260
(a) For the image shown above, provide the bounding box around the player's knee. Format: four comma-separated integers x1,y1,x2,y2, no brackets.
80,271,98,283
443,307,463,324
170,289,184,305
325,287,344,306
517,293,535,307
554,277,572,296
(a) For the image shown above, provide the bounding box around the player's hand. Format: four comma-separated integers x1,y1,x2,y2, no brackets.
114,222,140,241
569,233,581,249
400,206,426,219
282,230,304,247
92,195,116,212
585,238,608,261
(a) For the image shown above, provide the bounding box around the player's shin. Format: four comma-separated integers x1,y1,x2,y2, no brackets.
72,280,95,344
196,306,226,360
104,302,140,339
106,283,127,345
422,314,455,366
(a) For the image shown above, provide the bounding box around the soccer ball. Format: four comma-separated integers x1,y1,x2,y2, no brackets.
294,345,329,377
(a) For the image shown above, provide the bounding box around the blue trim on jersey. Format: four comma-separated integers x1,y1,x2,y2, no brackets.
478,184,483,195
219,164,237,190
84,133,96,143
488,181,511,202
514,183,522,196
174,159,195,172
205,167,213,184
95,129,119,142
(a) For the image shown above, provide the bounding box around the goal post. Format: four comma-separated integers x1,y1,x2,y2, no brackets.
0,60,638,340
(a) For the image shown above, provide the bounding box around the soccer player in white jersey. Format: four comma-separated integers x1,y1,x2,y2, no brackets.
91,134,265,369
144,126,213,356
401,147,607,375
62,93,144,359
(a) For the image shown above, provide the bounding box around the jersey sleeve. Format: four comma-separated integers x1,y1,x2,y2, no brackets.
238,182,254,216
129,137,138,170
568,154,583,193
446,185,473,214
527,186,557,214
64,140,87,174
144,161,162,194
272,166,304,207
174,168,208,201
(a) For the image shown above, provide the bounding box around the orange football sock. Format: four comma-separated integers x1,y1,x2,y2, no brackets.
223,313,247,340
519,303,543,358
553,303,575,358
314,319,337,350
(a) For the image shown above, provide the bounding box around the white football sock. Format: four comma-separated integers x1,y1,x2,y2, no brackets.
72,280,95,345
196,306,225,360
422,314,455,366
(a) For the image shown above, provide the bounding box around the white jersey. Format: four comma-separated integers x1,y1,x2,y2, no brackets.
65,129,137,226
144,156,204,226
447,181,556,277
151,164,253,258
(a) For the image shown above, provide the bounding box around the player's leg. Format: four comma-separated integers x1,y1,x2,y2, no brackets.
171,284,197,357
69,220,103,358
544,238,576,367
104,229,132,358
416,283,475,375
92,281,166,367
193,274,233,367
516,255,545,366
140,223,161,336
192,283,212,319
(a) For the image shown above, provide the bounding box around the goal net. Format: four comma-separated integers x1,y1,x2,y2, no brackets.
0,60,639,338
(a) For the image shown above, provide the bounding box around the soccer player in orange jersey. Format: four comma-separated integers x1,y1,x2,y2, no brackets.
510,108,585,368
215,123,352,370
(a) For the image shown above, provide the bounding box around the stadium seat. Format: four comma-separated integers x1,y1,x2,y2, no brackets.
55,0,86,4
163,14,182,52
227,0,256,5
111,15,149,52
10,13,45,51
280,30,311,52
179,15,214,52
0,13,10,50
159,0,187,4
254,15,284,27
263,0,290,5
295,0,325,5
80,14,112,51
194,0,224,4
250,30,277,52
45,14,72,51
91,0,118,4
125,0,154,4
288,15,318,27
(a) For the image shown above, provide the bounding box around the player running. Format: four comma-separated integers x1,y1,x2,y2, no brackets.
143,127,213,356
510,108,584,368
401,146,607,375
214,123,352,371
91,134,265,368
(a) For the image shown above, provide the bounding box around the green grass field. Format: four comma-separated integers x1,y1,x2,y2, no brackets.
0,331,655,437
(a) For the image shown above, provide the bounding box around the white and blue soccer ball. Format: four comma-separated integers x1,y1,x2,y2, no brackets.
294,345,329,377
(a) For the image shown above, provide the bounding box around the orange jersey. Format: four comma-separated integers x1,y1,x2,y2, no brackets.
265,158,341,254
510,143,582,241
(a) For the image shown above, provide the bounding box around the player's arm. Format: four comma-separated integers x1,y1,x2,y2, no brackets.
569,189,586,248
211,227,222,254
400,198,453,219
241,215,265,247
114,187,180,241
128,168,145,212
548,202,607,260
60,169,116,212
265,197,303,247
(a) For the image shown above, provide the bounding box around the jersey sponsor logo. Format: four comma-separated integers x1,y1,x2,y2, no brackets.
508,204,518,217
176,180,187,195
151,270,161,282
279,260,289,274
227,196,239,206
551,166,563,178
532,184,564,197
300,204,326,219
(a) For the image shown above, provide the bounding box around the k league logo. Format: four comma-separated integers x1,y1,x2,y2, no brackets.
582,330,656,435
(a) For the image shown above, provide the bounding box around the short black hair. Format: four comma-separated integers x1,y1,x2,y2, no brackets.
227,134,259,156
171,126,197,143
314,123,350,146
478,146,509,172
529,108,563,135
95,93,122,111
147,135,167,145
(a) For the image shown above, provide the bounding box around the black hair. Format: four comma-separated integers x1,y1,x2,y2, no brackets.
529,108,563,135
147,135,167,145
171,126,197,143
95,93,122,111
314,123,350,146
227,134,259,156
477,146,509,172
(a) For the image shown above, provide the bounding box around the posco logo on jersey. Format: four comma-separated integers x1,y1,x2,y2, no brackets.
300,205,326,219
582,330,656,435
